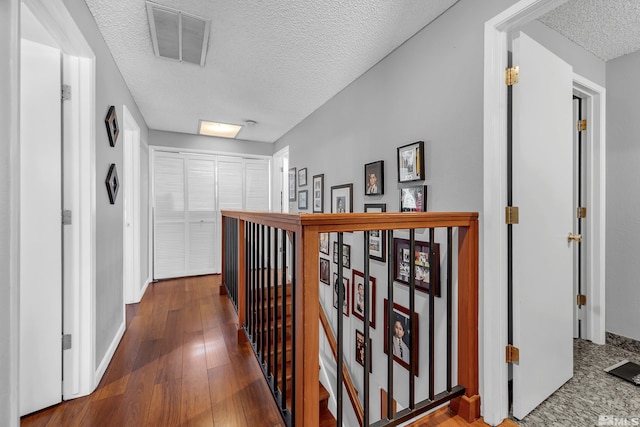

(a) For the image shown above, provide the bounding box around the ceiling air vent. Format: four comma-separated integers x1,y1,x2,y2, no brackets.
146,1,211,66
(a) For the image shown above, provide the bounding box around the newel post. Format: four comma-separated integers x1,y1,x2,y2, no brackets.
295,226,320,426
450,219,480,422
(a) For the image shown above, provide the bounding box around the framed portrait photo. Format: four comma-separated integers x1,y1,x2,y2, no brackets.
298,190,308,210
332,272,350,316
364,203,386,262
400,185,427,212
393,238,441,297
319,258,330,285
319,232,329,255
364,160,384,196
331,183,353,213
355,330,372,372
397,141,425,183
352,270,376,328
384,299,419,375
332,241,351,269
288,167,297,201
298,167,307,187
313,174,324,213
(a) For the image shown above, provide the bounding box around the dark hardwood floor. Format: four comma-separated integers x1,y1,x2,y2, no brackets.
21,275,286,427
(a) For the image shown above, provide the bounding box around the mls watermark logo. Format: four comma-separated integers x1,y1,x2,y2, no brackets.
598,415,640,426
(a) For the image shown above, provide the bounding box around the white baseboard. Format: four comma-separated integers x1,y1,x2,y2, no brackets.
138,277,150,301
93,320,125,387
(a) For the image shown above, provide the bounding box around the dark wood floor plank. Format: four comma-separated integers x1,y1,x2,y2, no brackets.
155,309,185,384
203,326,231,370
146,380,182,427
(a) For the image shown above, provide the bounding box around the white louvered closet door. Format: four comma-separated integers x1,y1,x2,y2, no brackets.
154,154,186,279
245,159,271,211
187,156,217,274
216,157,244,271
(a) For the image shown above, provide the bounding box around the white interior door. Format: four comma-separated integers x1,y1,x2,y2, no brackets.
512,32,574,419
20,38,62,415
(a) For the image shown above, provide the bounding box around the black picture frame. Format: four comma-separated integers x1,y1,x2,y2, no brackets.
298,190,308,210
105,105,120,147
352,270,376,329
384,299,419,375
364,203,386,262
319,232,329,255
364,160,384,196
397,141,425,182
393,238,441,297
319,258,330,285
105,163,119,205
313,174,324,213
332,241,351,269
298,168,307,186
355,330,372,372
400,185,427,212
331,183,353,213
288,168,297,201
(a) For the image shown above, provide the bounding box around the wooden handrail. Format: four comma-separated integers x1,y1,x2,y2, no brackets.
319,302,364,426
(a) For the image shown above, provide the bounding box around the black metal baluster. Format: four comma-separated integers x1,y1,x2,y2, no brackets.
409,229,416,409
266,226,272,379
290,232,296,425
363,231,371,427
447,227,453,392
273,228,280,396
429,228,435,401
244,221,249,332
337,232,344,426
280,229,287,411
259,224,265,362
386,229,395,420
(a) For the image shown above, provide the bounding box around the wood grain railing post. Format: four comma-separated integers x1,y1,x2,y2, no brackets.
295,226,319,427
237,218,247,342
450,220,480,422
220,215,228,295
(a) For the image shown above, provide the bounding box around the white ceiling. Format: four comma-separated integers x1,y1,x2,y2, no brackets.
85,0,640,144
84,0,459,143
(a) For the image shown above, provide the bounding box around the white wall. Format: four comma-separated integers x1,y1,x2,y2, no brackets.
151,129,274,157
605,50,640,341
0,1,20,425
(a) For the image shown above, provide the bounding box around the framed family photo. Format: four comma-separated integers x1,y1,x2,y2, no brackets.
393,238,441,296
319,258,330,285
333,273,350,316
352,270,376,328
355,330,372,372
400,185,427,212
319,232,329,255
331,183,353,213
288,167,297,201
384,299,419,375
313,174,324,213
364,203,386,262
298,167,307,186
298,190,308,210
364,160,384,196
333,241,351,269
397,141,425,183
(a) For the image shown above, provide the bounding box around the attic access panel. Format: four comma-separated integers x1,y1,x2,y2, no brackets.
146,1,211,66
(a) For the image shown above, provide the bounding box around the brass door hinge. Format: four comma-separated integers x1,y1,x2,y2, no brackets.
577,207,586,219
505,66,519,86
577,294,586,307
506,344,520,363
577,119,587,132
505,206,519,225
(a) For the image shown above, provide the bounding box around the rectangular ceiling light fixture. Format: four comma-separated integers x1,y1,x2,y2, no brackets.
198,120,242,139
146,1,211,66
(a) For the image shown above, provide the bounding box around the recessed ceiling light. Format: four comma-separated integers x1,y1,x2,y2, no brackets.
198,120,242,138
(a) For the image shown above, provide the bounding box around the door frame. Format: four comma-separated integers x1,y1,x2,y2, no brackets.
272,146,289,213
23,0,97,401
122,105,143,303
483,0,606,424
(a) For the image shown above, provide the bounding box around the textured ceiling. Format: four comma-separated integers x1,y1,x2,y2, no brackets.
84,0,459,143
539,0,640,61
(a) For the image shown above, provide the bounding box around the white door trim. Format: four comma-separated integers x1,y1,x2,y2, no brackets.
23,0,97,401
123,105,143,303
483,1,606,424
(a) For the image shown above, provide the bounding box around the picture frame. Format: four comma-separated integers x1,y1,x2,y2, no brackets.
319,258,330,285
319,232,329,255
298,167,307,187
313,174,324,213
364,160,384,196
400,185,427,212
364,203,386,262
393,238,441,297
298,190,308,210
105,105,120,147
332,241,351,269
397,141,425,182
288,167,297,201
331,183,353,213
384,299,419,375
332,272,349,316
352,270,376,328
105,163,119,205
355,330,372,372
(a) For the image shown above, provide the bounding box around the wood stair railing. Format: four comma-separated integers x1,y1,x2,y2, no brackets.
319,302,365,426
